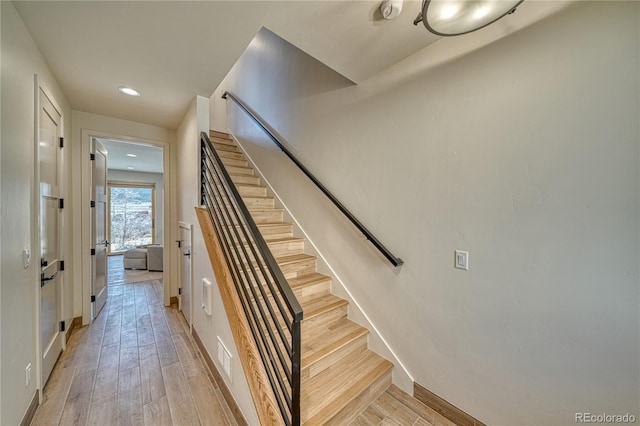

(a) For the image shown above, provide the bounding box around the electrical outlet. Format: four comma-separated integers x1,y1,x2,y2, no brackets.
26,363,32,387
455,250,469,270
217,336,232,382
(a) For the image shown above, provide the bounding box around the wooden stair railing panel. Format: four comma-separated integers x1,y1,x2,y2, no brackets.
195,207,284,426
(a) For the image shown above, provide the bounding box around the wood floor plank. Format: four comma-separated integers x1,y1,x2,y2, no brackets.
92,342,120,401
139,343,166,405
87,393,118,425
173,332,201,379
374,392,420,425
162,362,200,425
58,368,96,426
118,366,143,426
143,395,173,426
103,312,122,347
120,345,140,371
188,372,232,425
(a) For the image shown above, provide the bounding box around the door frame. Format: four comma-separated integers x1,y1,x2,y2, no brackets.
81,129,171,325
33,75,66,401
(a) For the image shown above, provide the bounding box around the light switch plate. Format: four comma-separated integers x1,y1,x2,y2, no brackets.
23,249,31,269
455,250,469,270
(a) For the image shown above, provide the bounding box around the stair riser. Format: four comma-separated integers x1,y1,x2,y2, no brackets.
243,197,274,209
303,304,347,332
213,142,242,153
221,157,249,168
257,224,293,239
280,257,316,279
224,224,292,240
230,175,261,186
217,150,245,161
211,136,236,146
234,241,304,262
227,166,255,176
302,334,368,381
209,130,230,139
293,279,331,300
237,186,267,197
250,210,284,224
236,257,316,286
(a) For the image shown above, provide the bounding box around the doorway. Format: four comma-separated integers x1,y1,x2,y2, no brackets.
81,132,169,325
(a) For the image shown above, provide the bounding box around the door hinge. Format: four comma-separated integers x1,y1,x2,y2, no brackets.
178,288,182,295
90,248,96,256
59,137,64,148
59,320,66,332
59,198,64,209
90,153,95,161
90,200,95,208
91,295,96,303
41,258,48,267
59,260,65,271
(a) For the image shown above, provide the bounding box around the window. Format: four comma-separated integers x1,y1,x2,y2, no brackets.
108,182,155,254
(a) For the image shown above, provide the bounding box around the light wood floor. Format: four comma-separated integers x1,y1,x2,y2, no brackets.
31,279,238,426
350,385,455,426
108,255,163,286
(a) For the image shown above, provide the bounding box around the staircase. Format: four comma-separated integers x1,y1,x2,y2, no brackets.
206,130,393,425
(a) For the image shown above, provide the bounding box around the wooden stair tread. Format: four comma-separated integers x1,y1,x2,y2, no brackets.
301,349,393,424
287,272,331,290
241,195,272,200
301,317,368,368
209,130,230,139
212,143,242,154
262,236,304,244
275,253,315,266
227,166,255,176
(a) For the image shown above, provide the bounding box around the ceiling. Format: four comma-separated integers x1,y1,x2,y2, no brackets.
13,1,572,130
98,138,164,174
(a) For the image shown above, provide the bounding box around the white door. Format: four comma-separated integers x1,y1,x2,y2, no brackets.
179,223,192,326
39,89,63,387
91,139,108,319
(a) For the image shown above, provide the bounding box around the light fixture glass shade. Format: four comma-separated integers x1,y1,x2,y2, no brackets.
420,0,524,36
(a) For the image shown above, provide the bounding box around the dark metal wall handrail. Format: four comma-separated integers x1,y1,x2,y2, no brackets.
200,132,302,426
222,91,404,267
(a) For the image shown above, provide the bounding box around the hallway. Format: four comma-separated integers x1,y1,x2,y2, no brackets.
31,279,237,426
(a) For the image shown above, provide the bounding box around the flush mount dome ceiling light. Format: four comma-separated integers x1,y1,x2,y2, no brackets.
118,86,141,96
414,0,524,36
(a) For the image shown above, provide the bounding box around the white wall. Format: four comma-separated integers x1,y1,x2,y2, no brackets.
176,96,260,425
71,110,176,321
108,169,165,244
211,3,640,424
0,2,72,424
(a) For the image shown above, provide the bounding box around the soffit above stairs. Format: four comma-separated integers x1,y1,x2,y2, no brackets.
14,1,573,129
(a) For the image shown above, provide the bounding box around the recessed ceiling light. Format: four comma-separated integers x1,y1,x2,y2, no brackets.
118,86,141,97
127,166,135,170
126,153,137,157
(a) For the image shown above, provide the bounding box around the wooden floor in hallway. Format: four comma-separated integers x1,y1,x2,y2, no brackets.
31,279,238,426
